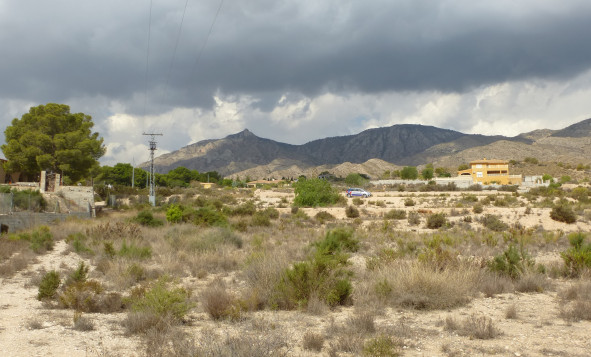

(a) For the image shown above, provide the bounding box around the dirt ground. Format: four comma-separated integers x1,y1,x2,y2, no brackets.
0,188,590,356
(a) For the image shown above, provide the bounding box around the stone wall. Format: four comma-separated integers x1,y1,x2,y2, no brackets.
0,211,92,233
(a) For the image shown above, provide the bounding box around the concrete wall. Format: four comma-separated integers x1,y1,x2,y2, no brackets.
0,211,92,233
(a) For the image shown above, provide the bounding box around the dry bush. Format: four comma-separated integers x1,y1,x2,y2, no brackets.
242,250,290,310
559,279,591,321
477,270,515,297
0,251,35,277
201,280,244,321
514,271,551,293
72,312,95,331
347,311,376,334
357,262,478,310
505,304,518,319
363,335,401,357
26,318,44,330
195,330,288,357
143,325,198,357
302,331,325,352
444,314,501,339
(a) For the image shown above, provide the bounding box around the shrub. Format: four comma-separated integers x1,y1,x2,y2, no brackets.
192,207,228,227
315,211,335,223
445,314,501,339
128,278,192,329
480,214,509,232
72,312,95,331
363,335,400,357
426,213,446,229
489,244,532,279
59,280,105,312
407,211,421,225
202,280,244,321
166,204,183,223
352,197,363,206
11,226,54,253
550,205,577,223
559,280,591,321
66,232,92,254
345,205,360,218
37,270,60,300
561,232,591,276
271,228,355,309
12,189,47,212
302,332,324,352
68,261,89,285
133,210,164,226
384,209,406,220
404,198,415,207
251,212,271,227
293,178,340,207
472,203,484,214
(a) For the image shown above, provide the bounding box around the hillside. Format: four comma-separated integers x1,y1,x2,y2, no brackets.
144,118,591,179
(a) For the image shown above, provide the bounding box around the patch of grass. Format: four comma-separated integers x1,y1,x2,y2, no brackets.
118,240,152,259
362,262,477,310
559,280,591,321
363,335,400,357
72,311,95,331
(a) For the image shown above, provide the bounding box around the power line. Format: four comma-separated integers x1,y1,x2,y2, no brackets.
143,0,154,118
165,0,190,89
194,0,224,68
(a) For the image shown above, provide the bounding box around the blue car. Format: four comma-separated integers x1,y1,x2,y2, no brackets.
346,188,371,198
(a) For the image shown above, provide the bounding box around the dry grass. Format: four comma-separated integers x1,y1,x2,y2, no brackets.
559,279,591,321
357,261,478,310
444,314,502,339
302,331,325,351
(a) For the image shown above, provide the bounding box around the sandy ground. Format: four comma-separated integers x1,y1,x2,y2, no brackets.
1,188,590,356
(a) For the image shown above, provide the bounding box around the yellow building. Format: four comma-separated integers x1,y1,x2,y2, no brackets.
457,159,522,185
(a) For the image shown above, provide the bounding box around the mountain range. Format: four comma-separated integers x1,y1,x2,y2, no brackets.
146,118,591,179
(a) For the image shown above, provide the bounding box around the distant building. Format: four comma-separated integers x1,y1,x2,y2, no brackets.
457,159,522,185
317,173,336,180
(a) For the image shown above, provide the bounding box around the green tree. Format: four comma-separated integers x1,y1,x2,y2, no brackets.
2,104,105,182
345,173,368,187
421,167,434,180
400,166,418,180
293,178,340,207
457,164,470,171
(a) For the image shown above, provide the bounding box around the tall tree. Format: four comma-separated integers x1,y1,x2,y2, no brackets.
2,103,105,182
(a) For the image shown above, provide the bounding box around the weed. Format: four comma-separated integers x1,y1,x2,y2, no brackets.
489,244,532,279
445,314,501,339
480,214,509,232
202,280,244,321
315,211,335,224
505,304,518,319
404,198,415,207
560,232,591,277
129,278,192,322
558,280,591,321
118,241,152,259
192,207,228,227
407,211,421,225
73,311,95,331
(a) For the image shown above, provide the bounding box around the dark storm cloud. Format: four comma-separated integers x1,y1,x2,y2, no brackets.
2,0,591,115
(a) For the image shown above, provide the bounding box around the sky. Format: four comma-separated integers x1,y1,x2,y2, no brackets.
1,0,591,165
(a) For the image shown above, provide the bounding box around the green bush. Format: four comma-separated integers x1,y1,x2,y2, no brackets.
293,179,341,207
363,335,400,357
426,213,446,229
68,261,89,284
489,244,532,279
345,205,360,218
251,212,271,227
166,204,183,223
384,209,406,220
345,173,369,187
134,210,164,227
271,228,356,309
130,279,192,321
192,207,228,227
66,232,92,254
550,205,577,224
12,189,47,212
37,270,60,300
561,232,591,277
404,198,415,207
480,214,509,232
